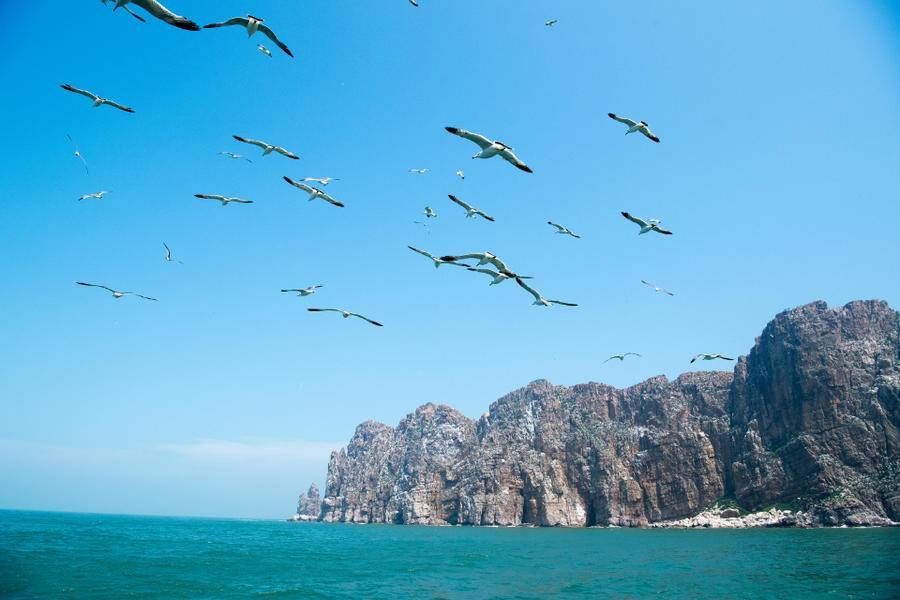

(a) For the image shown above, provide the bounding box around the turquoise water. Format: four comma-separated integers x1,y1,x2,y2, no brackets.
0,511,898,599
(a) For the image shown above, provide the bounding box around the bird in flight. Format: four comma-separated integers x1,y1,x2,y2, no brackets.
257,44,272,58
302,177,339,186
194,194,254,207
466,267,532,286
545,19,558,27
641,280,674,296
439,252,529,280
621,212,673,235
690,353,734,363
76,282,157,302
283,177,345,208
603,353,641,363
409,168,429,175
448,195,494,222
107,0,199,30
423,206,437,219
233,135,299,160
456,170,465,180
218,151,252,163
409,0,419,6
408,246,472,269
515,278,577,307
78,191,110,201
163,243,183,264
204,15,293,57
308,308,382,327
281,285,323,297
60,84,135,113
547,221,580,239
67,135,89,174
100,0,146,22
608,113,661,143
445,127,533,173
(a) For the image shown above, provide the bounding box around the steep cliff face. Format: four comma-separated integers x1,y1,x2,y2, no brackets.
320,300,900,527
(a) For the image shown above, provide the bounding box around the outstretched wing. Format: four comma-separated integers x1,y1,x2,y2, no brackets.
258,23,294,57
408,246,437,261
498,147,533,173
202,17,248,28
548,221,565,233
514,277,543,303
608,113,638,128
475,210,495,222
283,176,314,193
195,193,226,201
130,293,159,302
273,145,300,160
621,212,649,228
104,99,135,113
318,192,345,208
448,194,473,212
548,299,578,307
444,126,493,149
76,281,116,294
233,135,269,149
642,130,661,143
308,308,343,314
349,313,383,327
131,0,200,30
61,84,99,102
654,226,673,235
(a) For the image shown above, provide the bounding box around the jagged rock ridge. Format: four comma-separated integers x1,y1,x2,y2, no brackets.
320,300,900,526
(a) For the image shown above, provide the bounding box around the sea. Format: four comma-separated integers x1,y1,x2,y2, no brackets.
0,510,898,599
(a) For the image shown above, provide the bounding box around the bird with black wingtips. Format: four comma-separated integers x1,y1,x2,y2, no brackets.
233,135,299,159
281,285,323,297
76,282,157,302
603,353,641,363
194,194,254,207
61,84,134,113
547,221,580,238
621,212,673,235
448,195,494,222
514,278,577,307
204,15,293,57
444,127,533,173
308,308,382,327
283,177,345,207
608,113,661,143
690,353,734,364
110,0,199,30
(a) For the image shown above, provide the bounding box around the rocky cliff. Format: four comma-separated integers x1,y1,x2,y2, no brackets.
320,300,900,527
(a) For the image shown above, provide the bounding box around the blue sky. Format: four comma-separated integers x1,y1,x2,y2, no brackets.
0,0,898,518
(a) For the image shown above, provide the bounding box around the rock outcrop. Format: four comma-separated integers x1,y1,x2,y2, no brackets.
294,483,321,519
320,300,900,527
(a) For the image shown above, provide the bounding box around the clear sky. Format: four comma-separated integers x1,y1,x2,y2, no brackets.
1,1,898,519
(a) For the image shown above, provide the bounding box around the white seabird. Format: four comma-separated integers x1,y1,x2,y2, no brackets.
449,195,494,222
444,127,533,173
466,267,533,286
163,243,183,264
408,246,472,269
423,206,437,218
281,285,323,297
409,168,429,175
547,221,580,238
204,15,293,57
603,353,641,363
455,170,465,180
308,308,382,327
439,252,526,279
409,0,419,6
608,113,661,143
283,177,345,207
514,278,577,307
690,353,734,364
76,281,157,301
60,84,135,113
233,135,299,160
641,280,674,296
194,193,254,206
621,212,673,235
78,191,110,201
109,0,199,30
257,44,272,58
218,151,252,163
67,135,89,174
545,19,558,26
302,177,339,186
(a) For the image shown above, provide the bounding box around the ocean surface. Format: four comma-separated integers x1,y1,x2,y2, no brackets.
1,510,898,599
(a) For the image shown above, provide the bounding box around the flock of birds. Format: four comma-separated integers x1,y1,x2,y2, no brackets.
68,0,736,365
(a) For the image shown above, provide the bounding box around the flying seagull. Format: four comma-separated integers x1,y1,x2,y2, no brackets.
621,212,673,235
603,353,641,363
438,252,529,279
308,308,382,327
467,267,532,286
449,195,494,222
194,193,254,206
423,206,437,218
233,135,299,160
409,0,419,6
409,168,429,175
641,280,674,296
547,221,580,238
445,126,533,173
76,282,157,301
608,113,661,143
545,19,558,27
60,84,134,113
408,246,472,269
281,285,323,297
78,191,110,201
109,0,199,30
67,135,89,174
455,170,465,180
257,44,272,58
283,177,345,207
515,278,577,307
163,243,183,264
219,151,252,163
100,0,146,22
302,177,339,186
690,353,734,364
203,15,293,57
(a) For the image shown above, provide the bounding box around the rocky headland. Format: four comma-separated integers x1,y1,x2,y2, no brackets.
318,300,900,527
